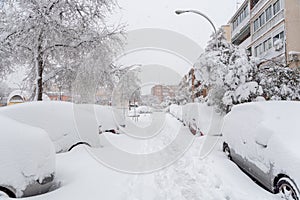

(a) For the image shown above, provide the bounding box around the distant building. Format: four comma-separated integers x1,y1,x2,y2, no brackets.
151,85,178,103
228,0,300,67
221,25,232,43
47,92,71,102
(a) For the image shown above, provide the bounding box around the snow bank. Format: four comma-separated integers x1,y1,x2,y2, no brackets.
0,115,55,197
0,102,118,153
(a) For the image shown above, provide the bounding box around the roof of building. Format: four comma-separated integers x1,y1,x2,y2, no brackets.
228,0,249,23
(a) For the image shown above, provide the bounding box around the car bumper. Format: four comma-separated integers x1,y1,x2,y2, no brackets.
22,174,55,198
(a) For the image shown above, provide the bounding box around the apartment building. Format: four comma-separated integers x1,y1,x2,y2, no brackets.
228,0,300,67
151,85,178,103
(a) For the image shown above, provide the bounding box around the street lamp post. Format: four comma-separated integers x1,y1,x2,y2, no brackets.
175,9,218,103
175,10,218,48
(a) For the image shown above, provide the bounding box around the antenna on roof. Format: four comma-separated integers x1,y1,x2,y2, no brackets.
236,0,241,10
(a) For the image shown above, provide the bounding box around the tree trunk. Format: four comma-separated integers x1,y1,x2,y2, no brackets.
36,57,44,101
35,31,44,101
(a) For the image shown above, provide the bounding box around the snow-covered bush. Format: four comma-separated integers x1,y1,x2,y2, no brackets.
194,29,262,113
256,65,300,100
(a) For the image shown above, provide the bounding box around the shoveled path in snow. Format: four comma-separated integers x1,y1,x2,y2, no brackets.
23,113,280,200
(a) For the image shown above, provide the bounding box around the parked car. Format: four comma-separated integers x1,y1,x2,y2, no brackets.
169,103,214,136
0,115,55,198
222,101,300,200
0,102,107,153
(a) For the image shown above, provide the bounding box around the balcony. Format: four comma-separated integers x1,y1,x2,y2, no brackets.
232,22,251,46
251,0,269,16
232,15,251,39
252,9,284,41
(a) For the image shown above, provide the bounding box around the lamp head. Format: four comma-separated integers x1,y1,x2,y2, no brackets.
175,10,186,15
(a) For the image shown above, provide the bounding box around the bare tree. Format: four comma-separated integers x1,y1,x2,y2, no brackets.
0,0,123,100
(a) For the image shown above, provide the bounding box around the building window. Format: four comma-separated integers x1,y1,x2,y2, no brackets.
273,31,284,44
273,0,280,15
263,38,272,51
255,44,264,56
254,18,260,32
251,0,260,9
247,47,252,56
254,46,259,56
259,12,266,27
265,5,273,21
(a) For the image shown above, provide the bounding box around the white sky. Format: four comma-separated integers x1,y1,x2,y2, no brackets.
113,0,238,48
112,0,239,93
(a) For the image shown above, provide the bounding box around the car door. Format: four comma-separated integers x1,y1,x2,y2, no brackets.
240,124,273,190
251,126,274,190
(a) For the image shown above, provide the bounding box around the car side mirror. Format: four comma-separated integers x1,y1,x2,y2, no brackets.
254,126,273,149
255,140,267,148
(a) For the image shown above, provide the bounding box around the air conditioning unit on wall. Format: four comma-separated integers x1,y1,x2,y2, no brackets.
289,51,300,62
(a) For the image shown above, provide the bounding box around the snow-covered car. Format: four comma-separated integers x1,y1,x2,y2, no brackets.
0,115,55,198
136,106,152,114
222,101,300,200
0,102,120,153
169,103,214,136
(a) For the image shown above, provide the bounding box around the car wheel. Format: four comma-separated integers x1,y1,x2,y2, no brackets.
68,142,91,151
0,187,16,198
223,143,232,160
276,177,299,200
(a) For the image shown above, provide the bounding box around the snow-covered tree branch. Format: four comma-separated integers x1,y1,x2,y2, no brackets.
0,0,124,100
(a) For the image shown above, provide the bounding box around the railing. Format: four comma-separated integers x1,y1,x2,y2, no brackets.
232,15,251,38
239,37,252,49
251,0,269,16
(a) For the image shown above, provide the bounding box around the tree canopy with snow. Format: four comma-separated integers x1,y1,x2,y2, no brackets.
0,0,123,100
194,29,300,113
194,29,261,113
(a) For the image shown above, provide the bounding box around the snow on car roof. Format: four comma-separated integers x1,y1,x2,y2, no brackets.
231,101,300,144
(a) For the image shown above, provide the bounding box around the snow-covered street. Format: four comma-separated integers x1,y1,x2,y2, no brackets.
17,112,280,200
1,0,299,199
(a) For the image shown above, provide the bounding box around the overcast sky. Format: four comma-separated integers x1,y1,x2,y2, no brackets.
111,0,239,93
113,0,238,48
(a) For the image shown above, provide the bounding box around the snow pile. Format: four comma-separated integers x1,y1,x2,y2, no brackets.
0,102,119,153
222,101,300,192
0,115,55,197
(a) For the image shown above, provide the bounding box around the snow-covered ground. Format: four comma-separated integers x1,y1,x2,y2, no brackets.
0,103,282,200
25,134,280,200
